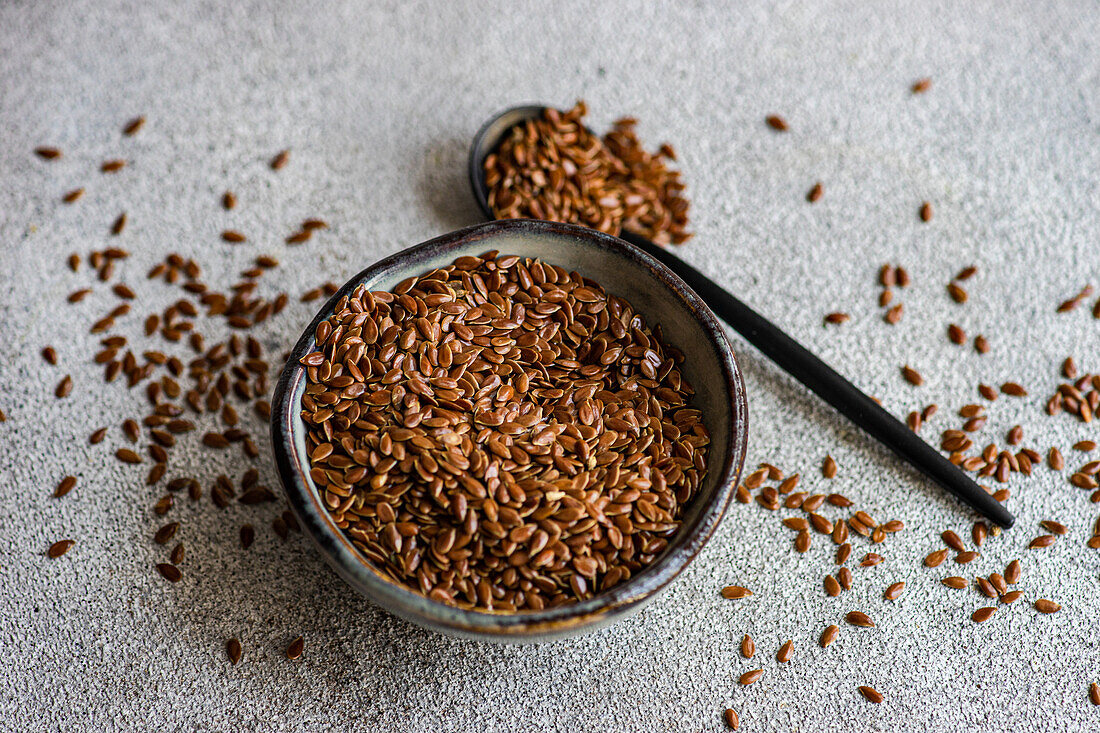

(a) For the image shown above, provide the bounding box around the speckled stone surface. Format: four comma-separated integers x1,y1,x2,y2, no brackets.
2,1,1099,730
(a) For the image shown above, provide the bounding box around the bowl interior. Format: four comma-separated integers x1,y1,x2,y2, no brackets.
272,219,747,639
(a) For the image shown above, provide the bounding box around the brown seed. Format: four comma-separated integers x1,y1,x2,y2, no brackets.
35,147,62,159
822,455,837,478
1049,448,1065,470
824,575,841,597
170,543,185,564
947,283,968,303
902,365,924,386
807,182,823,203
1029,535,1055,549
740,634,755,659
837,567,853,590
911,78,932,94
925,549,949,567
919,201,932,222
884,582,905,600
972,522,988,547
1005,560,1021,584
89,427,108,444
955,551,979,564
55,375,73,398
971,607,996,623
54,475,77,498
1040,520,1068,536
795,531,811,553
1001,382,1027,397
111,212,127,235
976,577,998,599
859,686,883,704
222,191,237,209
221,230,246,243
942,530,964,552
765,115,788,131
63,188,85,204
820,625,839,647
240,524,255,549
1089,683,1100,706
271,150,290,170
226,638,242,665
721,586,753,599
777,640,793,663
723,708,739,730
884,304,904,324
948,324,966,345
836,543,851,565
156,563,181,582
101,159,126,173
47,539,75,558
1001,590,1023,604
115,448,142,464
979,383,998,401
286,635,304,660
827,493,852,508
154,522,179,545
1075,440,1097,452
1063,357,1078,379
738,669,763,685
286,230,312,244
302,218,328,230
1034,599,1061,614
845,611,874,628
974,335,990,354
942,576,967,589
861,553,883,567
824,312,849,325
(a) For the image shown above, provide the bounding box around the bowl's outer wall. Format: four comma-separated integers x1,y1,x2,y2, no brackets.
271,220,748,641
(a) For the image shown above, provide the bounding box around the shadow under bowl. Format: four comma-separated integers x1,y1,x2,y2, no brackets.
271,218,748,642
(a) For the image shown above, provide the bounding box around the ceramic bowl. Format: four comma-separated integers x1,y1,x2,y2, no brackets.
271,218,748,642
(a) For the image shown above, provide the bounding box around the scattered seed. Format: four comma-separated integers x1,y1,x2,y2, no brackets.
1001,382,1027,397
1034,599,1061,614
911,78,932,94
240,524,255,549
955,551,979,564
63,188,85,204
271,150,290,170
765,115,788,131
925,549,949,567
820,625,839,647
226,638,242,665
845,611,874,628
55,375,73,398
971,607,996,623
777,639,793,663
740,634,755,659
156,563,181,582
721,586,753,599
919,202,932,222
47,539,75,558
807,182,823,203
739,669,763,685
902,365,924,386
859,686,883,703
942,577,967,589
221,230,246,243
286,635,304,660
35,147,62,159
101,159,126,173
724,708,739,730
1029,535,1055,549
1089,683,1099,706
884,582,905,600
54,476,77,498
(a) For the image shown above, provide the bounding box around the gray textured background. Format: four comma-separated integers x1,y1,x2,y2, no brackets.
2,1,1099,730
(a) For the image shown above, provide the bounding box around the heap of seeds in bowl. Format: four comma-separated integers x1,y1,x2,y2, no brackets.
298,251,710,611
483,101,692,245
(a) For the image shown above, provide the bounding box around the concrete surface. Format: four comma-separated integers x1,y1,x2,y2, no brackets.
2,1,1099,730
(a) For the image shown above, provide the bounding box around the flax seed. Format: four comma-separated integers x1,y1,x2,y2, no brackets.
820,625,839,647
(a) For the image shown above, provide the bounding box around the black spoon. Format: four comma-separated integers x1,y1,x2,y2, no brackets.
467,104,1014,528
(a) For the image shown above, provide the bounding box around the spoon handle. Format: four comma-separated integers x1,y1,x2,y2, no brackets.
620,231,1014,528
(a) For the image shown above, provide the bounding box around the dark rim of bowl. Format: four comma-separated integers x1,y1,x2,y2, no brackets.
271,218,748,636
